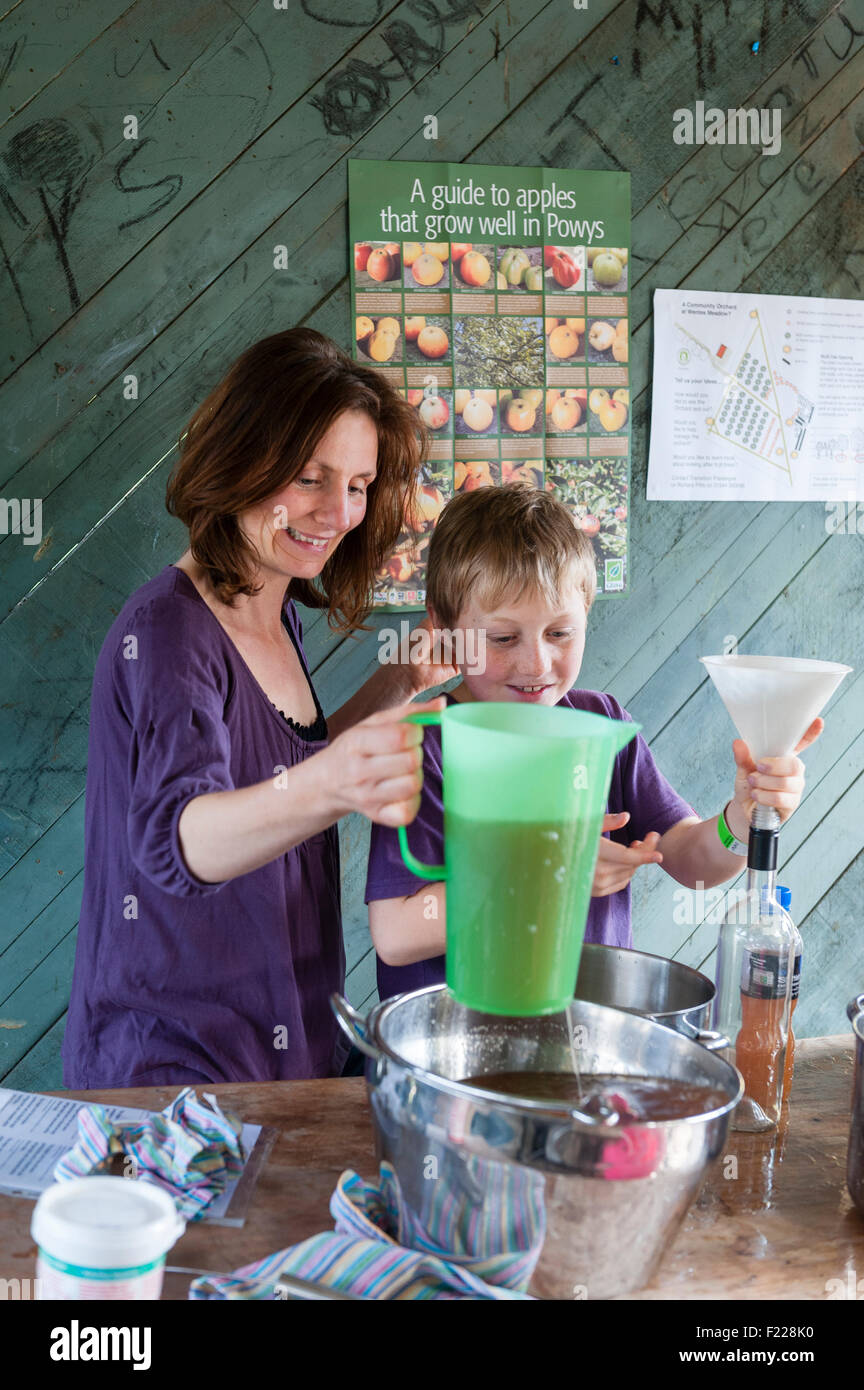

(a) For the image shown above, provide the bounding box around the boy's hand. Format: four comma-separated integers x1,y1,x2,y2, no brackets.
727,718,823,833
591,812,663,898
405,614,461,695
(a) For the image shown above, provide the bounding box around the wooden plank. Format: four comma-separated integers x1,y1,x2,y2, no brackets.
2,0,839,624
611,509,839,741
0,1,137,128
0,0,267,362
0,869,82,1007
3,154,861,761
0,925,77,1076
1,1012,67,1089
640,674,864,967
0,0,585,491
738,144,864,301
337,810,375,976
2,0,392,353
629,93,864,417
0,791,84,954
0,524,148,859
645,678,864,966
628,0,864,326
689,769,864,1029
344,946,377,1011
0,0,507,407
465,0,846,207
677,93,864,293
792,860,864,1039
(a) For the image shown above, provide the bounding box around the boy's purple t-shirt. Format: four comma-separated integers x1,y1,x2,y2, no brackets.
365,688,697,1001
62,564,350,1089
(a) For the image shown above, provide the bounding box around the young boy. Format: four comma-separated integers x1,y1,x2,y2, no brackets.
365,486,820,1001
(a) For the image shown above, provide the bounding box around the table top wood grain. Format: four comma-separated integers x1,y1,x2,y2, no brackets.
1,1036,860,1301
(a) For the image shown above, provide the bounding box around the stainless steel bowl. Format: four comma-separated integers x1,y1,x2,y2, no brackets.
575,944,722,1047
333,986,743,1300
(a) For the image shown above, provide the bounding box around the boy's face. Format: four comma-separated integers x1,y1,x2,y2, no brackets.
436,581,588,705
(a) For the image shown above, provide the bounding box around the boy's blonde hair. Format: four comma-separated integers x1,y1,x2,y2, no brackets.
425,484,597,628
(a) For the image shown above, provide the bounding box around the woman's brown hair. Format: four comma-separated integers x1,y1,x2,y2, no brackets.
166,327,426,632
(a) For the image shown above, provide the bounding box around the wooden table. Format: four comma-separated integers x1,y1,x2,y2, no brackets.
1,1036,859,1301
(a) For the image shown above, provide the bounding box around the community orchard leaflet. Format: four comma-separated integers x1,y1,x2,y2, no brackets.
348,159,631,610
647,288,864,502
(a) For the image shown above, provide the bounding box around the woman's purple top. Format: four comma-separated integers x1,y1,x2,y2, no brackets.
365,688,698,1001
62,564,349,1088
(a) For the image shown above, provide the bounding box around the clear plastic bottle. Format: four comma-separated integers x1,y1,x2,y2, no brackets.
712,806,796,1132
775,885,803,1101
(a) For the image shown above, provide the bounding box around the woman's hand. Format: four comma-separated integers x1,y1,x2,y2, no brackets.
591,812,663,898
320,695,446,826
727,718,823,833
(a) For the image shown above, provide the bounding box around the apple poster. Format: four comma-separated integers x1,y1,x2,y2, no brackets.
348,158,631,610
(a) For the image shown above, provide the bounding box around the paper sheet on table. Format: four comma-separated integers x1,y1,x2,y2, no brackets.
647,288,864,501
0,1088,262,1223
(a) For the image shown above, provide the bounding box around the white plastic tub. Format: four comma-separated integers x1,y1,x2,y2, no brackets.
31,1176,185,1300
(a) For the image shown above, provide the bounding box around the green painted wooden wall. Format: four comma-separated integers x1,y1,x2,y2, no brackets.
1,0,862,1090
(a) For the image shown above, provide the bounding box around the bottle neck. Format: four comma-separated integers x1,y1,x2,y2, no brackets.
746,864,778,903
745,822,779,908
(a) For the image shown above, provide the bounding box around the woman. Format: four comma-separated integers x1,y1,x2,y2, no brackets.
62,328,453,1089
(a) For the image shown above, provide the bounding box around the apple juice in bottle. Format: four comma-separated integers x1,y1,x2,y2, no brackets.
712,807,796,1132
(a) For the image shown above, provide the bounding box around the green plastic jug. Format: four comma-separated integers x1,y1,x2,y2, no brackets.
397,701,640,1016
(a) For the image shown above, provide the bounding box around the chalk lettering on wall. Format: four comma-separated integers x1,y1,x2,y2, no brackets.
113,139,183,231
300,0,389,24
544,72,626,173
311,59,391,135
381,19,445,80
0,37,25,91
0,117,91,311
631,0,684,79
825,9,864,60
308,0,485,135
112,38,171,78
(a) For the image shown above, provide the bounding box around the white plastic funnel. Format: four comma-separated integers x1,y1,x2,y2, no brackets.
699,654,851,758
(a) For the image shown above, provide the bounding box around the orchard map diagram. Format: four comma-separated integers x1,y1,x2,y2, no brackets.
674,307,813,487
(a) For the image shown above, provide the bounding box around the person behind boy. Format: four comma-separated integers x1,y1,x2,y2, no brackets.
364,485,821,1001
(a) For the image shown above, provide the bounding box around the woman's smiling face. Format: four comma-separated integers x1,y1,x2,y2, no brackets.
240,409,379,578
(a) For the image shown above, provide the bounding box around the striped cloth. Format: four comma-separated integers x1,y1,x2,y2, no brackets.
53,1087,245,1220
188,1162,543,1300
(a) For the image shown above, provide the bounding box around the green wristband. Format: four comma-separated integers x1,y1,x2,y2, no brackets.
718,804,748,855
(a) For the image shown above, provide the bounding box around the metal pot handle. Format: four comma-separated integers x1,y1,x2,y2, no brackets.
330,994,381,1061
678,1016,731,1052
848,994,864,1027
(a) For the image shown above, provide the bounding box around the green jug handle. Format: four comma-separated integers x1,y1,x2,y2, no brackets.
396,711,447,880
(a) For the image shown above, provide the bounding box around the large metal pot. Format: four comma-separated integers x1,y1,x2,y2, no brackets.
333,986,742,1299
575,944,723,1047
847,993,864,1214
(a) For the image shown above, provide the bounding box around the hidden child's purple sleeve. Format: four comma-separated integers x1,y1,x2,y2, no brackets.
592,691,699,842
365,720,446,905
